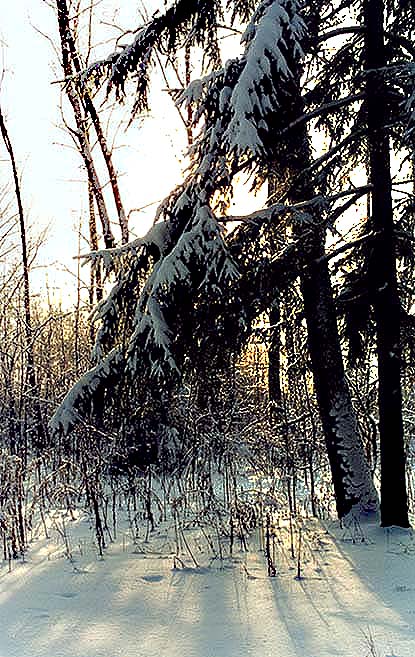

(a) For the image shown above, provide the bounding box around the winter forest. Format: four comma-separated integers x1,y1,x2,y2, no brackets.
0,0,414,655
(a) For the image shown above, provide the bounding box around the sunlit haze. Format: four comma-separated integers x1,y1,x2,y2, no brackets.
0,2,192,303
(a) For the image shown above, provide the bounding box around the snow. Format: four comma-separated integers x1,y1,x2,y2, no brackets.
49,347,124,435
225,0,306,157
1,512,414,657
329,391,379,516
82,221,170,272
118,202,239,376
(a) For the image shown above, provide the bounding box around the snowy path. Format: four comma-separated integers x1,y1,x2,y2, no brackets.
0,517,414,657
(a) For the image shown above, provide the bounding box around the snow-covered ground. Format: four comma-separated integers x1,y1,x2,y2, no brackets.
0,512,414,657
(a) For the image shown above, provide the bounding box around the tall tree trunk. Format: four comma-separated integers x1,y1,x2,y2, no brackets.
299,225,378,518
57,0,129,244
364,0,409,527
55,0,116,249
275,45,378,516
269,39,379,517
88,181,103,305
267,176,282,411
268,297,282,408
0,106,45,452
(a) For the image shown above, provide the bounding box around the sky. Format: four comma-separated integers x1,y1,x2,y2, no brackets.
0,1,266,306
0,1,189,302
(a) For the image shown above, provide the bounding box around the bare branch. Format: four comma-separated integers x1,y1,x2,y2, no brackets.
218,186,374,225
317,26,365,44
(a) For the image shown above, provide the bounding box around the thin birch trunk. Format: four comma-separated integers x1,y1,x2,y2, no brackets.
56,0,116,249
58,0,129,243
0,106,45,451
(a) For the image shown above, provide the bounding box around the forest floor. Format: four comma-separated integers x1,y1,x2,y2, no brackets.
0,508,414,657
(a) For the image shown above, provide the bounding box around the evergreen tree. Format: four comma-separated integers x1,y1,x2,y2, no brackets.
51,0,414,524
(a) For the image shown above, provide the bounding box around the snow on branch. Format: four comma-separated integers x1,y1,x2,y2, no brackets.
59,182,241,415
217,185,373,225
178,58,245,191
225,0,306,157
126,202,239,377
80,221,170,278
78,0,223,110
50,347,125,435
177,1,307,189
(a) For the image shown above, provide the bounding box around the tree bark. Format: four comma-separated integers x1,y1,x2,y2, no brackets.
57,0,129,244
364,0,409,527
55,0,116,249
268,30,379,517
88,181,103,306
300,226,378,518
267,174,283,411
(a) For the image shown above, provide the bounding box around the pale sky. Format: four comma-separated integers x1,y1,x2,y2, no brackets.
0,1,264,305
0,1,188,301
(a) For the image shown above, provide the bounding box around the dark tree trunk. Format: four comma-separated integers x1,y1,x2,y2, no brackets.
364,0,409,527
300,227,378,518
58,0,129,244
271,38,378,517
268,297,282,408
265,20,378,518
0,106,45,453
267,174,283,411
55,0,116,249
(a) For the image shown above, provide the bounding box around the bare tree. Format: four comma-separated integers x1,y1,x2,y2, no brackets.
54,0,116,249
0,103,46,449
55,0,129,244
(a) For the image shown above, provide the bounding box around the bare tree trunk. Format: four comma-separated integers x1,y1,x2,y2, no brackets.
57,0,129,243
88,181,103,306
55,0,116,249
364,0,409,527
83,94,129,244
268,298,282,408
0,106,45,451
299,226,378,518
184,44,194,147
267,45,378,518
267,175,282,411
